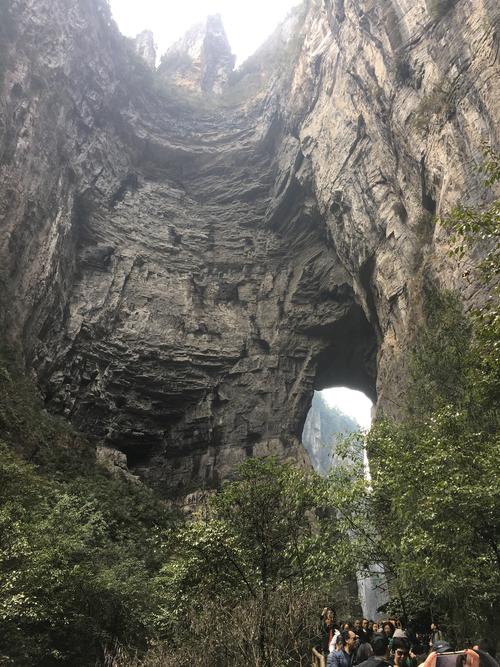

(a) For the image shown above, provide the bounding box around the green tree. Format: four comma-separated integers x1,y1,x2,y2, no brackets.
329,148,500,641
155,457,354,666
0,349,176,666
0,442,174,666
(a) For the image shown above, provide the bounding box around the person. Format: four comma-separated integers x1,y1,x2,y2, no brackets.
363,619,373,642
391,640,410,667
473,650,500,667
355,618,371,643
355,633,391,667
391,636,417,667
328,629,358,667
429,623,444,648
383,622,396,651
321,608,337,659
332,632,344,653
373,623,380,634
411,630,427,660
355,642,374,665
355,619,369,644
431,641,453,654
418,649,500,667
384,622,396,639
474,640,496,660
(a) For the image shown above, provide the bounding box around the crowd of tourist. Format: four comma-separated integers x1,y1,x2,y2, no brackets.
319,610,498,667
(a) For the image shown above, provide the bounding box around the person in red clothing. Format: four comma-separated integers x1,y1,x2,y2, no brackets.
321,608,338,660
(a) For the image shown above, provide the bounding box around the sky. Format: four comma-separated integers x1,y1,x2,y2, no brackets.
321,387,373,430
108,0,301,64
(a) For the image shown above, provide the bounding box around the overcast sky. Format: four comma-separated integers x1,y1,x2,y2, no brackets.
108,0,301,64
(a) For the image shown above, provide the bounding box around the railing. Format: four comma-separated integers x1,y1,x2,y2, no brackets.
312,647,326,667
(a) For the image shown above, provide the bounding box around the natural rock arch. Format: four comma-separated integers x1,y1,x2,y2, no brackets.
0,0,497,496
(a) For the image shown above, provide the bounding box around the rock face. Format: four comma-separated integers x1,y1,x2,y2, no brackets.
134,30,156,69
302,392,359,474
158,15,236,94
0,0,498,496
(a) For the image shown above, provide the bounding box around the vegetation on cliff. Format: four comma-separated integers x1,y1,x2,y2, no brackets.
0,149,498,664
0,349,175,665
331,148,500,641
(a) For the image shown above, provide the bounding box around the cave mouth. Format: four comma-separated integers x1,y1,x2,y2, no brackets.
301,387,373,475
299,300,378,474
312,303,378,404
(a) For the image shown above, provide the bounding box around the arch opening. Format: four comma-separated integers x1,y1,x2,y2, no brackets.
301,387,373,477
296,299,378,472
301,387,389,620
312,303,378,404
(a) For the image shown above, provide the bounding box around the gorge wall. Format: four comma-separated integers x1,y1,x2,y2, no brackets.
0,0,498,496
302,392,359,474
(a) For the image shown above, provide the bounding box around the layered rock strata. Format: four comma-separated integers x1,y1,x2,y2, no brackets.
0,0,498,495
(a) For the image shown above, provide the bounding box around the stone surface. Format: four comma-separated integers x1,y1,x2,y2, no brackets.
302,391,359,474
96,444,140,482
158,14,235,94
134,30,156,69
0,0,498,496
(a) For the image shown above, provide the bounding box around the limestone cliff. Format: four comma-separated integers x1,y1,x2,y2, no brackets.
134,30,156,70
0,0,498,496
302,392,359,474
158,14,235,94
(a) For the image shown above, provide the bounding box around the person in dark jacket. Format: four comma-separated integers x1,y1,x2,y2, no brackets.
328,629,358,667
474,640,496,661
355,619,370,644
355,642,374,665
362,619,373,643
355,634,391,667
